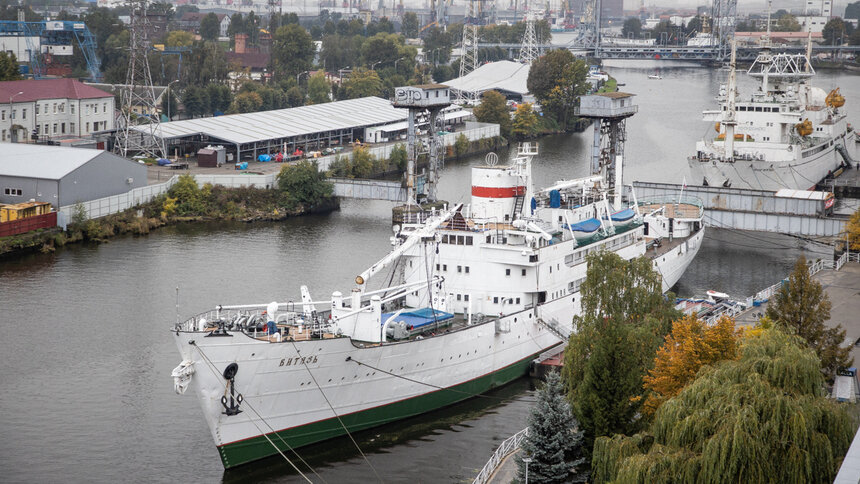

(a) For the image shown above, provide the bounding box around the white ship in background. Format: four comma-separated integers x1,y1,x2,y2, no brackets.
171,93,705,469
688,36,857,191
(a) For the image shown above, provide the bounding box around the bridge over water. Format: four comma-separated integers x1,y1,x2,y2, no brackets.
478,43,860,63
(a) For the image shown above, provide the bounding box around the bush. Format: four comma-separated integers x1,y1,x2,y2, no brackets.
277,160,333,207
389,143,408,171
454,133,470,158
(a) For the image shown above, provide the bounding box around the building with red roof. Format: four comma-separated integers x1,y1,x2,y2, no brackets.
0,78,114,144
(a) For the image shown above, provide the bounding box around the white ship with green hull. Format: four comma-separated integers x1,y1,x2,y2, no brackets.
171,141,704,469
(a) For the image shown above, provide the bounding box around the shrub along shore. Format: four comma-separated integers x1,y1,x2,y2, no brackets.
0,162,338,259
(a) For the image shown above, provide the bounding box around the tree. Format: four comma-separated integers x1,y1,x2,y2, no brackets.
622,17,641,38
285,86,304,107
230,91,263,113
516,372,589,484
774,13,801,32
685,15,703,34
277,160,333,207
642,314,739,416
199,13,221,41
473,90,512,139
766,256,852,381
307,72,331,104
423,26,453,64
512,102,539,139
527,49,588,129
847,1,860,19
454,133,470,159
0,51,21,81
271,24,315,81
166,30,194,47
205,83,232,114
592,328,854,483
848,207,860,250
182,86,210,117
562,251,679,456
343,68,382,99
431,64,454,82
402,12,420,38
823,17,849,45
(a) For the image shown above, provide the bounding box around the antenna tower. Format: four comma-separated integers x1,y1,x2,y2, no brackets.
457,0,480,103
519,12,539,63
115,0,165,159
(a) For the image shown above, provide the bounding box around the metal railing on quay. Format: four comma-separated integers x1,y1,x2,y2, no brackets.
472,427,530,484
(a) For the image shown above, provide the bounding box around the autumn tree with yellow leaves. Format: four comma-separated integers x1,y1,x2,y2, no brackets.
642,314,740,416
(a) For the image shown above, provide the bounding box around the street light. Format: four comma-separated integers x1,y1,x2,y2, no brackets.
370,60,382,71
338,66,351,84
523,457,533,484
394,56,407,73
9,91,23,143
296,70,309,84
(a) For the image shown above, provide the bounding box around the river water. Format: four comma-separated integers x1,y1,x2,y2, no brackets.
1,66,856,482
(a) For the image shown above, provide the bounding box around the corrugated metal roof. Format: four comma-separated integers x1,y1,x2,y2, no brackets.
444,61,531,96
138,97,409,145
0,144,107,180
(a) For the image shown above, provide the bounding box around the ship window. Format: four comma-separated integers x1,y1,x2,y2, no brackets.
516,297,520,304
465,266,470,274
493,297,499,304
505,269,511,276
457,235,465,245
522,269,526,276
466,236,473,245
464,294,469,301
457,294,462,301
457,265,462,273
442,235,448,243
443,264,447,271
550,266,552,273
436,263,440,271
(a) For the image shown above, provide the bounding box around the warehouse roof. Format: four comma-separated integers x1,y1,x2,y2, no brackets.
444,61,531,97
138,97,410,145
0,144,119,180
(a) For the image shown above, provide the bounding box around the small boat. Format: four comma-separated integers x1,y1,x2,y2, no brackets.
604,207,638,230
565,218,603,240
648,74,662,80
706,290,730,302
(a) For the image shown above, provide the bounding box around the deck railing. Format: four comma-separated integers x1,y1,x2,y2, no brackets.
472,427,530,484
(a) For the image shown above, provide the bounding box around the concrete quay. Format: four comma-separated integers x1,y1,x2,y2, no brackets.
735,261,860,364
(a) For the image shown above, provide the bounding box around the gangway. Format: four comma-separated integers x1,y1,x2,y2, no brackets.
330,178,406,202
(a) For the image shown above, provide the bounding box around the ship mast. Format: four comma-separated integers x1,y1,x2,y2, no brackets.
724,39,738,161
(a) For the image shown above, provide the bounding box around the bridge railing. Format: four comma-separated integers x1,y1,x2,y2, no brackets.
472,427,530,484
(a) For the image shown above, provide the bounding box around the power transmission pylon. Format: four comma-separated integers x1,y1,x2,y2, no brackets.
519,12,538,63
115,0,165,159
457,0,481,103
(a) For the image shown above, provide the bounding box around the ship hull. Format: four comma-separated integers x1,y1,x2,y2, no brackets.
690,132,856,191
175,308,564,469
654,227,705,292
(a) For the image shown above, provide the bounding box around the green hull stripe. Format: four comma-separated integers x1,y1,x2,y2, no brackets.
217,351,543,468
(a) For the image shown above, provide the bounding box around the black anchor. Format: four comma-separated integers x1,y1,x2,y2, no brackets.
220,362,243,416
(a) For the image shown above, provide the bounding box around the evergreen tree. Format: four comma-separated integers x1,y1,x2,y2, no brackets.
592,328,854,483
199,13,221,41
516,372,589,484
766,256,852,382
0,51,21,81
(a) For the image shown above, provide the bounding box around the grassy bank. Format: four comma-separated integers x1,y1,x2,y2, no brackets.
0,163,338,259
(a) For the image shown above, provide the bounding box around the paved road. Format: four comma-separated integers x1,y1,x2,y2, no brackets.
487,449,521,484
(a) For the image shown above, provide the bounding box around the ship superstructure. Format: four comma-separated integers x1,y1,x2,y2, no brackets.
689,39,856,190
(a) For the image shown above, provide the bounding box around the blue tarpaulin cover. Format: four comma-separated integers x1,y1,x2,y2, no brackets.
566,218,601,233
157,158,171,166
549,190,561,208
609,208,635,222
381,308,454,329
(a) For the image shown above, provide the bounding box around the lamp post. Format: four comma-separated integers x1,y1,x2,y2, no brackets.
338,66,351,84
296,70,309,84
394,56,407,73
166,80,179,122
370,60,382,71
522,457,532,484
9,90,23,143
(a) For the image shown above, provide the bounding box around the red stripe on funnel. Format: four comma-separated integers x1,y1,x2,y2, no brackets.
471,186,526,198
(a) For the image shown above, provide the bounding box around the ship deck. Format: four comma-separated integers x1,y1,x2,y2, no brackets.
640,202,701,219
646,234,691,259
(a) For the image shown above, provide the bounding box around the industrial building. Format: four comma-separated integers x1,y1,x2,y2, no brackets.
135,96,470,161
0,144,146,208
